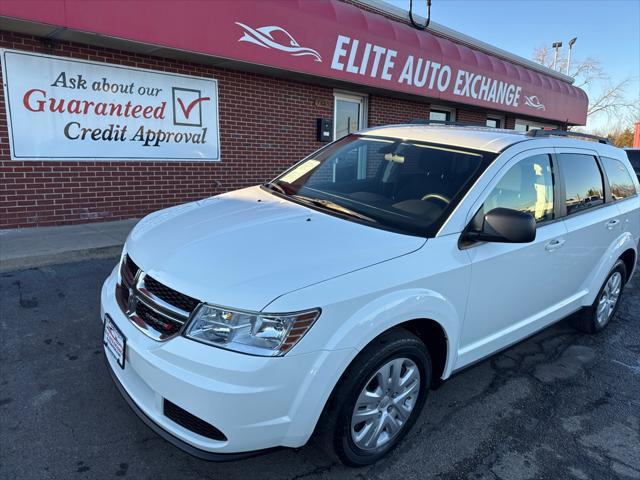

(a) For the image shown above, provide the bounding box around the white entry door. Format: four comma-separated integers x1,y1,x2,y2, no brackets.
334,92,366,140
333,92,367,180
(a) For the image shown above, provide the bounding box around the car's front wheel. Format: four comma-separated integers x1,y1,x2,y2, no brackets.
317,328,431,466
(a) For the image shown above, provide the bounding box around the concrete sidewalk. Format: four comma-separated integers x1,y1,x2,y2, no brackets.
0,218,138,273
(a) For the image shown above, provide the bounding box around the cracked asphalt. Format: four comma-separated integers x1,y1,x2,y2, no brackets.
1,257,638,480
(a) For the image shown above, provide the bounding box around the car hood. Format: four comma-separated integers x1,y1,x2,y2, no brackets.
126,186,426,311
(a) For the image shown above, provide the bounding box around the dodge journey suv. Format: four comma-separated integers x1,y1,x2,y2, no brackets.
101,125,639,466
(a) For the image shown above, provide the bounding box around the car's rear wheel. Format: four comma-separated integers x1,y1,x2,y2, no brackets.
316,328,431,466
571,260,627,333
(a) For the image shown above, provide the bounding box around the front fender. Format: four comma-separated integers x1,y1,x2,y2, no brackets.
276,286,462,447
322,288,460,379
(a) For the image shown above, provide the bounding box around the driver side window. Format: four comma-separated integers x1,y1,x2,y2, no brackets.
482,154,555,223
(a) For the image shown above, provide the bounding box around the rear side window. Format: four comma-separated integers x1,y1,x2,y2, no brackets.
558,154,604,215
626,150,640,171
482,154,554,223
601,157,637,200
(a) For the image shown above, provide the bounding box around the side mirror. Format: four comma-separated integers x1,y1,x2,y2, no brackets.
465,207,536,243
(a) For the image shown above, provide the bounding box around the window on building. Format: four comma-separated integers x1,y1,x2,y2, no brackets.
334,92,366,140
429,106,455,123
559,153,604,215
486,116,504,128
601,156,637,201
333,92,368,179
515,119,557,132
482,154,555,223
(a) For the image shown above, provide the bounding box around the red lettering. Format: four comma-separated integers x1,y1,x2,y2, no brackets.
21,90,166,119
67,99,82,114
154,102,166,119
23,88,46,112
82,101,95,114
50,98,64,113
108,103,122,116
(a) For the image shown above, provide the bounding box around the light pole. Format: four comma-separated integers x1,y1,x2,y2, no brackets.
566,37,577,75
552,41,563,70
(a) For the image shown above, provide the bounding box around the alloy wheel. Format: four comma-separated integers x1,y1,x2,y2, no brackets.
596,271,623,325
350,357,421,451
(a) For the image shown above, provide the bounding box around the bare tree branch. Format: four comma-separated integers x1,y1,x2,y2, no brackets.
532,44,638,133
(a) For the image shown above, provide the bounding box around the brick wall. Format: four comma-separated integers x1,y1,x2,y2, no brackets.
457,108,487,125
368,96,430,127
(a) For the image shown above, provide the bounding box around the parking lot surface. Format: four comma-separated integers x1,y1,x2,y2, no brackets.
1,258,639,480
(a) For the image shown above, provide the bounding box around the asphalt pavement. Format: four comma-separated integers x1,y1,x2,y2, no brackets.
0,258,638,480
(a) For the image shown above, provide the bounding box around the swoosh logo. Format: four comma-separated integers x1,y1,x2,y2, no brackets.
524,95,546,111
235,22,322,62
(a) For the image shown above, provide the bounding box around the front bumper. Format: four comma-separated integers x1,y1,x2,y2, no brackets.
104,352,278,461
100,267,355,455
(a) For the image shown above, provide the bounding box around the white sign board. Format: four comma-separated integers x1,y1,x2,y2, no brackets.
1,50,220,161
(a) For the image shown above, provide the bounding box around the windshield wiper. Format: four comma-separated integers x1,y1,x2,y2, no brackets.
293,195,377,223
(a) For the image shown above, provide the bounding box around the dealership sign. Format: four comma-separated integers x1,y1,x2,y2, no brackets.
0,0,588,125
1,50,220,161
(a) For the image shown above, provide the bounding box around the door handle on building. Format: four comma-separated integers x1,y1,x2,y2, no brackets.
545,238,566,252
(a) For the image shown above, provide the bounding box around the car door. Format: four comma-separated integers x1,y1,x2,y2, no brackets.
457,149,574,367
556,148,627,295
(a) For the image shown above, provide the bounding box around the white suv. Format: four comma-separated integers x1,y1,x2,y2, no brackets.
101,125,639,466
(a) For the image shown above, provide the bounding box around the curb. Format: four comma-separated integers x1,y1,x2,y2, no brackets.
0,245,122,273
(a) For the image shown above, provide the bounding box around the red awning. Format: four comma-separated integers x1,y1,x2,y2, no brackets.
0,0,588,124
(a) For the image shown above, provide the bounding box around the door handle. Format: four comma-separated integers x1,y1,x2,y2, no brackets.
606,219,620,230
545,238,566,252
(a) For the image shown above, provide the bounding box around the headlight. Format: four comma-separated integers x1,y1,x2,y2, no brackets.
184,304,320,356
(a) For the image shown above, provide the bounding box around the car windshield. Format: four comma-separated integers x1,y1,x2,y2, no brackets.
266,135,493,236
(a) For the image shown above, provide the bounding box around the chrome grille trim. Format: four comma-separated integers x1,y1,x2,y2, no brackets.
115,256,201,342
134,293,187,325
135,273,191,321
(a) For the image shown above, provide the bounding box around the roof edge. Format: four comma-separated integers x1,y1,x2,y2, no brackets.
352,0,576,85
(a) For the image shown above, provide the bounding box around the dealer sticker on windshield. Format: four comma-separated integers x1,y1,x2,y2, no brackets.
279,159,320,184
103,315,126,369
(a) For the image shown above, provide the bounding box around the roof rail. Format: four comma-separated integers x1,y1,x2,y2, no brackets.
526,129,611,145
408,119,486,127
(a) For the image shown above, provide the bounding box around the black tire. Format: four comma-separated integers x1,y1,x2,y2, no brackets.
315,328,431,467
571,260,627,334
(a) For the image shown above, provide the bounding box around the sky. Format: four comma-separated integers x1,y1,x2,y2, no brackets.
381,0,640,131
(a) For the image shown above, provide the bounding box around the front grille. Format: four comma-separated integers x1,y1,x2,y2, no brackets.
125,255,139,277
121,254,139,286
116,254,201,341
164,399,227,441
115,283,130,312
144,275,200,313
135,300,183,335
